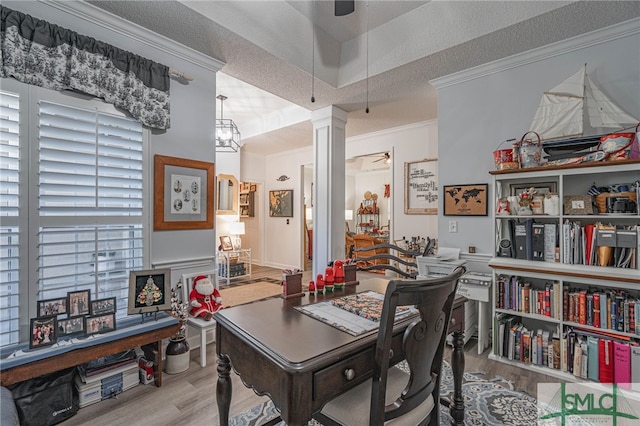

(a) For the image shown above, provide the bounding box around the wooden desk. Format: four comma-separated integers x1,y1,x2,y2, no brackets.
1,317,180,387
215,278,466,425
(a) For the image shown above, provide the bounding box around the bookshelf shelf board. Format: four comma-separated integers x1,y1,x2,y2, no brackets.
489,158,640,176
565,322,640,340
488,353,581,382
489,257,640,285
495,309,561,323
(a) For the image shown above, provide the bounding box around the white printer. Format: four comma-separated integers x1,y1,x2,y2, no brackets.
416,249,493,354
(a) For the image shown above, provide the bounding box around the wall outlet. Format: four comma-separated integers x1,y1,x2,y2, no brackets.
448,220,457,233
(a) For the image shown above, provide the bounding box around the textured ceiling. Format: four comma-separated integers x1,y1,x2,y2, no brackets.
87,1,640,155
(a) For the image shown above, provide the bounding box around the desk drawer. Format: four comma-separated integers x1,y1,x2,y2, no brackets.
313,333,403,403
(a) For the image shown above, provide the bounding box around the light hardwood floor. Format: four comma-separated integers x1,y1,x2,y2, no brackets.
61,266,557,425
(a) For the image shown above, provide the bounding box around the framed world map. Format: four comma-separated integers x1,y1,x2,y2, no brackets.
443,183,489,216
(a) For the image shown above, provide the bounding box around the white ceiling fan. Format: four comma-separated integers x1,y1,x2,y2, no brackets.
373,152,391,165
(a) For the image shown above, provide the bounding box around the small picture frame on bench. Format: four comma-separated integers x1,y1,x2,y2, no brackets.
30,316,58,349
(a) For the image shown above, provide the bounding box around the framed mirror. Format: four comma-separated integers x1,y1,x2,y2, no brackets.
217,174,239,215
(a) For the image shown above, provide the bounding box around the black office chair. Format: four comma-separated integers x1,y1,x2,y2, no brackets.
314,266,465,426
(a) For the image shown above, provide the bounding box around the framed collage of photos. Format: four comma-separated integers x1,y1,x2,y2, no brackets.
30,289,119,350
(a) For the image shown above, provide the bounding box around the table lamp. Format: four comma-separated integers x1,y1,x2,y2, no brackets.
229,222,245,250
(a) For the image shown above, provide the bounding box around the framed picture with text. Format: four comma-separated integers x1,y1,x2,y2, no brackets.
404,159,438,214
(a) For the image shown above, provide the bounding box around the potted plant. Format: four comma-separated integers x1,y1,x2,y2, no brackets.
165,281,190,374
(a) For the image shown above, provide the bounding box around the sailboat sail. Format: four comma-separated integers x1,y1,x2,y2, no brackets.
530,66,638,141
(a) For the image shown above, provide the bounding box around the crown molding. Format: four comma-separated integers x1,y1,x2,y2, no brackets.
42,0,225,73
430,17,640,89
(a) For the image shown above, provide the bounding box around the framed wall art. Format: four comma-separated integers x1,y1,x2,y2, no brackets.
67,290,91,317
30,316,57,349
269,190,294,217
128,269,171,315
154,155,215,231
510,182,558,196
443,183,489,216
404,159,438,214
58,316,85,337
37,297,67,317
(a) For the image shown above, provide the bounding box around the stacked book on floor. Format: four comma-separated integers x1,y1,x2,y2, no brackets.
75,349,139,407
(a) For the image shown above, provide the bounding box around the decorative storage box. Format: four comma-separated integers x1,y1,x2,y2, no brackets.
218,262,246,278
75,362,138,408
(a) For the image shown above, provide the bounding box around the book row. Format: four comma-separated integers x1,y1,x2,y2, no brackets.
495,276,561,319
493,314,640,389
563,288,639,335
562,221,638,268
503,218,639,269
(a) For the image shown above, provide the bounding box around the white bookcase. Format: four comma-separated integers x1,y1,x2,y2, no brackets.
488,159,640,381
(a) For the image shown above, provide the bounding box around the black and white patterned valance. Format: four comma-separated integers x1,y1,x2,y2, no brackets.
1,5,170,129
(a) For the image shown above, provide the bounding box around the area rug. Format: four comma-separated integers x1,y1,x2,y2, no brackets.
219,280,282,308
228,360,538,425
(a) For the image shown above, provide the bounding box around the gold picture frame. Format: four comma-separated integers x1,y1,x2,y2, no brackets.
154,155,214,230
563,195,594,215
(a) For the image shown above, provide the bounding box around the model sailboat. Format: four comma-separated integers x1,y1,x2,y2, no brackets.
531,64,638,142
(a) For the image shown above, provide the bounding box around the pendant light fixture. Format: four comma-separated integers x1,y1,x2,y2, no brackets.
216,95,240,152
365,1,370,114
311,1,316,103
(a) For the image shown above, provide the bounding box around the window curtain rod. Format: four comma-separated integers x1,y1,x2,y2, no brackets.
1,5,171,130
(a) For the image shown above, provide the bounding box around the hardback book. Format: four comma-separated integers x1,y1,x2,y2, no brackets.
563,288,569,321
573,339,582,377
581,341,588,379
586,293,594,326
600,291,608,330
561,334,568,372
514,222,528,260
599,338,614,383
613,341,631,389
552,333,561,369
544,223,557,262
579,290,587,325
587,335,599,382
532,222,545,261
631,344,640,392
542,330,550,367
593,293,601,328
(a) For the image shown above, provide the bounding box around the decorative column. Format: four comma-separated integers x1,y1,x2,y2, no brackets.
311,106,347,279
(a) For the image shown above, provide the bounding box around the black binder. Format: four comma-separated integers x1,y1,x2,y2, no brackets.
532,222,545,261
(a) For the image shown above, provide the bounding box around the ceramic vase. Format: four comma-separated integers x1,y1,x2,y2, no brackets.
165,336,190,374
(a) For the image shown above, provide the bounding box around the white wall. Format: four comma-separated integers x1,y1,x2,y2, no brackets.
433,19,640,256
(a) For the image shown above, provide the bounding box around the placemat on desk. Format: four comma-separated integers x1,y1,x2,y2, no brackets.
294,291,415,336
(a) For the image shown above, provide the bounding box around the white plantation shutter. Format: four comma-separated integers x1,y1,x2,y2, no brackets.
38,101,144,318
0,90,21,346
0,81,148,349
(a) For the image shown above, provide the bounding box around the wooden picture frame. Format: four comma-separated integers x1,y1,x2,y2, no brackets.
90,297,117,315
563,195,594,215
37,297,67,317
443,183,489,216
219,235,233,251
67,290,91,317
154,154,215,230
269,190,294,217
404,159,438,214
30,316,57,349
510,182,558,196
250,184,257,192
85,313,116,335
128,269,171,315
58,316,85,337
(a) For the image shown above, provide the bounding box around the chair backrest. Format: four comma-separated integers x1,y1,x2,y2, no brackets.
180,270,218,304
370,266,465,424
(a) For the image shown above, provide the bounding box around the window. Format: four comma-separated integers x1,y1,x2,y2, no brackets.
0,81,146,348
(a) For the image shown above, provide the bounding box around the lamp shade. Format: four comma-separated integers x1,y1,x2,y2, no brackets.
229,222,245,235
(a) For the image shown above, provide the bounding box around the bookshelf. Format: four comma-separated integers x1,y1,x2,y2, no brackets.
489,159,640,383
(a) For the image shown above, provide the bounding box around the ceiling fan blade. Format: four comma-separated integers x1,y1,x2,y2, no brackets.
335,0,355,16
